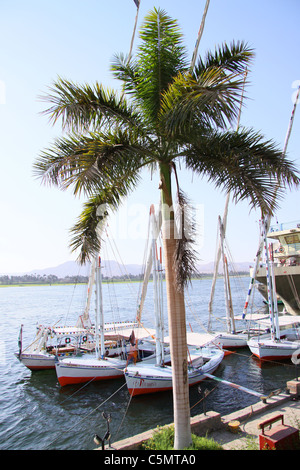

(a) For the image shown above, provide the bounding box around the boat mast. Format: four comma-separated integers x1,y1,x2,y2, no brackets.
150,205,163,366
189,0,210,72
219,216,235,333
243,84,300,318
269,243,280,339
208,195,230,330
158,246,165,364
261,220,280,341
83,258,96,326
208,70,247,328
136,208,162,323
95,256,105,359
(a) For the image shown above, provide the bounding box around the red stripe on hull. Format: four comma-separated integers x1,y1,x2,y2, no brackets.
128,386,173,397
58,374,123,386
251,353,293,361
26,365,55,371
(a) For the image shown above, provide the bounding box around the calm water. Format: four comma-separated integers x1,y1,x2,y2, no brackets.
0,277,297,450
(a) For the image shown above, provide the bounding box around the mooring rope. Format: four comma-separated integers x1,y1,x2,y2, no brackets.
43,381,127,450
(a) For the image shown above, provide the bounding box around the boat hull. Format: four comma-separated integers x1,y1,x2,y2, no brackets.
55,356,127,386
212,332,248,349
17,342,127,371
125,348,224,397
254,265,300,316
16,348,76,371
248,336,300,360
17,353,56,370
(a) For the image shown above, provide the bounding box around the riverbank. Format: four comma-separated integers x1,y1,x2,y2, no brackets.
98,378,300,451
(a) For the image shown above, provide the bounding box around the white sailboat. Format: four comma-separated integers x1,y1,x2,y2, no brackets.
207,216,266,349
16,259,137,371
124,205,224,397
247,315,300,360
16,324,91,371
55,256,132,386
247,218,300,360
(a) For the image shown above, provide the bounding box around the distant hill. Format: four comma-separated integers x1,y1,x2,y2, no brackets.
25,260,145,278
11,259,252,278
196,261,252,274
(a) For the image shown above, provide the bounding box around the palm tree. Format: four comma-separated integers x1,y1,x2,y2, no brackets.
34,8,299,449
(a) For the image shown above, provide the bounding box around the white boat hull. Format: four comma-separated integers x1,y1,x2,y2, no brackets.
248,336,300,360
17,339,131,371
16,348,77,371
55,356,128,386
213,332,248,349
125,348,224,396
17,352,57,370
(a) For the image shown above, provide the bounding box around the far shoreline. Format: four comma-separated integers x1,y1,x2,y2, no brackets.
0,273,249,288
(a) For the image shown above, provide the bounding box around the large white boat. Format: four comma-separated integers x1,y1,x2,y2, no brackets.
253,221,300,316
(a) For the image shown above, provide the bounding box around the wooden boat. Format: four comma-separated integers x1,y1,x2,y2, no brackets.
125,346,224,396
247,314,300,360
124,205,224,396
16,256,137,371
16,323,136,371
54,255,159,386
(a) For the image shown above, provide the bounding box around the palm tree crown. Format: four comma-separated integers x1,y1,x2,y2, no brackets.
34,8,299,449
35,9,298,261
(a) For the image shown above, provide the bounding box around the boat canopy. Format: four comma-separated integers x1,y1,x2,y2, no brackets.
103,326,156,341
256,314,300,327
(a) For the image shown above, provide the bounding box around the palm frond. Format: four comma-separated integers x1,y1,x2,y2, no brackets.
194,40,254,76
39,77,140,132
132,7,188,125
161,68,247,135
69,181,137,264
174,189,198,293
69,193,112,265
111,53,139,95
184,128,300,215
34,128,148,196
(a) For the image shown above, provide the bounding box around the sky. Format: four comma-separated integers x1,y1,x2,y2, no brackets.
0,0,299,274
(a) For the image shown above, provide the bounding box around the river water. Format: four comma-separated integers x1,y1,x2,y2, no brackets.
0,277,297,450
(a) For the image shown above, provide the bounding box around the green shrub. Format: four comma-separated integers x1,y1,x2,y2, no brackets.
141,425,223,450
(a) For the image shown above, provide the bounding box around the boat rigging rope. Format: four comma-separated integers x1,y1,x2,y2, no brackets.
287,274,300,310
63,263,85,326
114,387,136,443
43,381,128,450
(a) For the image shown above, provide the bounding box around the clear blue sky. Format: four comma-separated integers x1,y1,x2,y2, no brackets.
0,0,299,274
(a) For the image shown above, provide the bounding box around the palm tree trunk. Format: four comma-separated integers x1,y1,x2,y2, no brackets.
160,163,192,449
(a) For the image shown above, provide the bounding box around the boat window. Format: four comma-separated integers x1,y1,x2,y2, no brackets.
284,234,300,244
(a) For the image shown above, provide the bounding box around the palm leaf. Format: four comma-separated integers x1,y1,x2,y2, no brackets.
39,77,140,133
130,7,188,125
174,189,198,292
69,177,139,263
161,68,246,134
194,40,254,76
34,128,150,196
184,128,300,215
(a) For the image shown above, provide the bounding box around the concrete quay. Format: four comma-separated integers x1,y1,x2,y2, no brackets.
97,379,300,450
